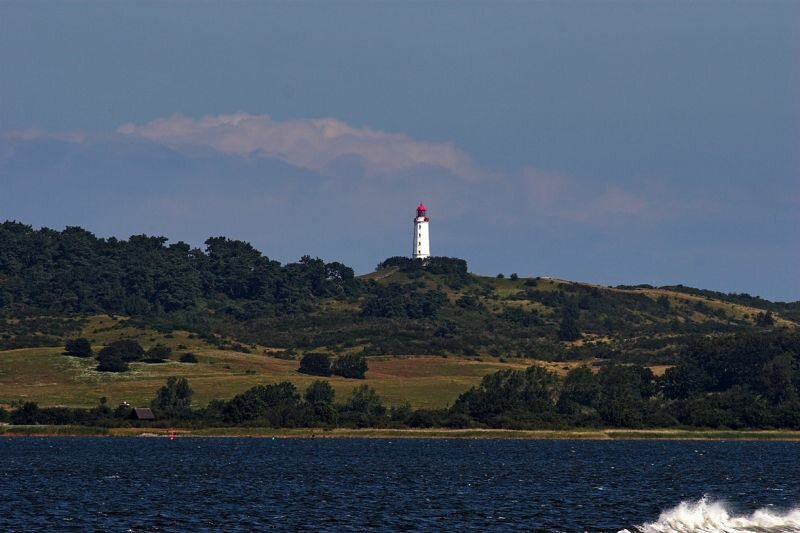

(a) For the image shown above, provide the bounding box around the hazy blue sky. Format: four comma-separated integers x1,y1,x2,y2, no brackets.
1,1,798,300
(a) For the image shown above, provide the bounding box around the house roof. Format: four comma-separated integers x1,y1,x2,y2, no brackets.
132,407,155,420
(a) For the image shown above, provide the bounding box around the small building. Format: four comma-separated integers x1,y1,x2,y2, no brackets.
130,407,155,420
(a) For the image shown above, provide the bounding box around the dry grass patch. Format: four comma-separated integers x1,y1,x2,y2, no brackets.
0,345,550,410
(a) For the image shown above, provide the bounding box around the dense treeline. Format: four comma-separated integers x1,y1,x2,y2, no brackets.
3,377,403,429
452,331,800,429
0,222,356,318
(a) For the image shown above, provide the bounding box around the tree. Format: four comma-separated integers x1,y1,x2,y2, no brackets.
304,380,337,425
305,380,335,405
343,384,386,424
596,364,656,427
456,294,481,310
452,365,560,426
756,311,776,327
347,385,382,416
557,366,600,415
298,353,332,376
332,354,368,379
558,307,581,341
662,361,712,400
11,401,40,424
222,382,302,425
759,353,798,405
510,273,519,280
64,338,92,357
107,339,145,362
144,344,171,363
151,376,193,418
96,346,129,372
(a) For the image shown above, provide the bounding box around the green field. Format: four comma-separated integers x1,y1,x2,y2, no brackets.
0,336,541,410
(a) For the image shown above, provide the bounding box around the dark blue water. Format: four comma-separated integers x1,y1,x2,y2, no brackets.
1,438,799,532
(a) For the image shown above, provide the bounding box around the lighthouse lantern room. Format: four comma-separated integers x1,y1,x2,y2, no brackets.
413,203,430,260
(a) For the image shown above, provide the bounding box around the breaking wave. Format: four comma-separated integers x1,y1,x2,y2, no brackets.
622,496,800,533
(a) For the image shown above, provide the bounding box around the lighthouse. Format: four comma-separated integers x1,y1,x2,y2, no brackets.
413,203,430,260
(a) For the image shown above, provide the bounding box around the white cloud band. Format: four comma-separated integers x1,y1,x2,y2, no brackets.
117,113,483,180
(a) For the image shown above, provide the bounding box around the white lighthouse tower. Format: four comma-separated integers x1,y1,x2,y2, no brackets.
412,203,430,260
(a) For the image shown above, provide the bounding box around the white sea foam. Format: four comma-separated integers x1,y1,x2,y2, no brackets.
621,496,800,533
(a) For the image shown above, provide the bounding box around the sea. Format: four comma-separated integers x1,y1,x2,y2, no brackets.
1,437,799,532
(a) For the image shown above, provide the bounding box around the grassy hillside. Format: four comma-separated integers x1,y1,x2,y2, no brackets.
229,266,796,365
0,274,793,411
1,223,797,413
0,315,563,409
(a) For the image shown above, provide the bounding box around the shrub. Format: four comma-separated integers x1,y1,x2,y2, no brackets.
180,352,198,363
407,409,442,428
332,353,368,379
107,339,145,362
64,338,93,357
144,344,172,363
96,346,129,372
298,353,332,376
11,402,40,425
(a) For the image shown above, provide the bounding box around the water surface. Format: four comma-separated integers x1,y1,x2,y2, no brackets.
1,438,799,531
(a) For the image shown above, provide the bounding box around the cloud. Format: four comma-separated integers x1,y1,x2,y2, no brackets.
2,114,663,229
116,113,484,180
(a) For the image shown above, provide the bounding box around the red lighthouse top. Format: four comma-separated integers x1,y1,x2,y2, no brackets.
417,203,426,214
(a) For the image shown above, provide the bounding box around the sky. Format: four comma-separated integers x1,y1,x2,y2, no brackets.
0,1,798,301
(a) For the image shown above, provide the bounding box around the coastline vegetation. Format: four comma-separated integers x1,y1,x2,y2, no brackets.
3,328,799,432
1,221,800,435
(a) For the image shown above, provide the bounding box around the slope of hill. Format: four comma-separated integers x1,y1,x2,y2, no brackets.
1,222,797,410
0,315,540,409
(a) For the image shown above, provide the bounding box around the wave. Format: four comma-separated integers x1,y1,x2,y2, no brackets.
621,496,800,533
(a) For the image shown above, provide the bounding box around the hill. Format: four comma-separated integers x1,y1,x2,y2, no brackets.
2,315,567,410
1,221,798,413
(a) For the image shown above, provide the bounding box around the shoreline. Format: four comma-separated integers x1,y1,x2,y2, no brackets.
3,426,800,440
